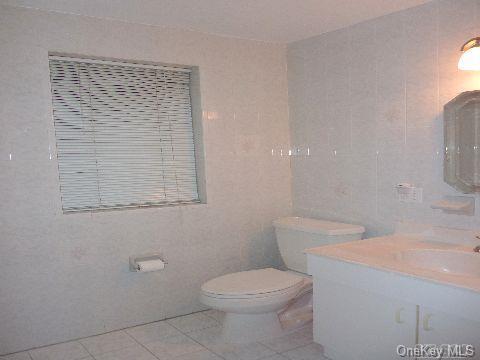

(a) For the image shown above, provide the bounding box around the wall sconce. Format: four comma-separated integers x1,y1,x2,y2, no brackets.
458,37,480,70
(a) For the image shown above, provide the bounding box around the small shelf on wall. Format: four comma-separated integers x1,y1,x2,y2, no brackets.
431,196,475,216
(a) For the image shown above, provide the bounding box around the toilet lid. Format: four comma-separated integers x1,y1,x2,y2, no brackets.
201,268,304,296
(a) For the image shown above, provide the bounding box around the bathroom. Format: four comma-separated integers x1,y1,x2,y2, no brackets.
1,0,480,359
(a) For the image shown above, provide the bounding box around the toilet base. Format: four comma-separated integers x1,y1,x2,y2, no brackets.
216,282,313,344
221,311,284,343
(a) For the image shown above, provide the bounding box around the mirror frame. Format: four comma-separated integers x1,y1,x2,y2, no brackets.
444,90,480,193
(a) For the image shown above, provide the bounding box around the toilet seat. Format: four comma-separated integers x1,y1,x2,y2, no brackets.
201,268,305,299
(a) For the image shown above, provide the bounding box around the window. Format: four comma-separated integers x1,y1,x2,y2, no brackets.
49,56,200,212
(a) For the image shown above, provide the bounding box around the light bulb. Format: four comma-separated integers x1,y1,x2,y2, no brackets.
458,46,480,71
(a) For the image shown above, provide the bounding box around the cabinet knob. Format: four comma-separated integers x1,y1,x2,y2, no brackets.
423,313,434,331
395,307,405,324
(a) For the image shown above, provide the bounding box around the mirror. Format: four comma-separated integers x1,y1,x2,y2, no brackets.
444,90,480,193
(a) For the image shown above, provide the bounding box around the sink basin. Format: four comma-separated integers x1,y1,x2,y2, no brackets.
396,249,480,277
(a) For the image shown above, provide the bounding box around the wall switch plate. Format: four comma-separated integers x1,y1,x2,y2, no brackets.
395,183,423,203
411,187,423,203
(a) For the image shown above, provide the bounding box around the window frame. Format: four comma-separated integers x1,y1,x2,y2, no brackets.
48,54,206,213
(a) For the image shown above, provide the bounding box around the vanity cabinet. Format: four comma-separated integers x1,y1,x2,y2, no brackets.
315,279,417,360
315,280,480,360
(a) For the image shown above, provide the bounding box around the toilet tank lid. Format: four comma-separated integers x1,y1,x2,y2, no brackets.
273,217,365,236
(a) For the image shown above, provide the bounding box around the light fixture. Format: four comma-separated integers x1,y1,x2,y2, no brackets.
458,37,480,70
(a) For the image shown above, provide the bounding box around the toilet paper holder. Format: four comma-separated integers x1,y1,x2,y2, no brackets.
129,253,167,272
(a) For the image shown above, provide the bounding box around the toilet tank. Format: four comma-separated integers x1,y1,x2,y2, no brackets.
273,217,365,274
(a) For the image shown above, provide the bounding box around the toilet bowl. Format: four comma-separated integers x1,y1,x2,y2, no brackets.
200,268,312,343
200,217,365,343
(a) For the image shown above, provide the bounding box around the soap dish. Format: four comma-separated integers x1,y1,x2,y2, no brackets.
431,196,475,216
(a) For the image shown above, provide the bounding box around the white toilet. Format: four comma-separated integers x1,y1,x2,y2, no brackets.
200,216,365,343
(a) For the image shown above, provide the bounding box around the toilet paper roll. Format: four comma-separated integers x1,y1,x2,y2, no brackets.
136,259,165,272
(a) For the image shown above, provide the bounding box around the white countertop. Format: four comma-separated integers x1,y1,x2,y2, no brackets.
305,233,480,294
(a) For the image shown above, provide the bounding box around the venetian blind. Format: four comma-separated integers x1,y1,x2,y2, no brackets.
49,56,199,212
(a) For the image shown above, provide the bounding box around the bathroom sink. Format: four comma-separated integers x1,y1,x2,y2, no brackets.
397,249,480,277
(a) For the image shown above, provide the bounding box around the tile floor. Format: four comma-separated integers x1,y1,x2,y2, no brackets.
0,310,327,360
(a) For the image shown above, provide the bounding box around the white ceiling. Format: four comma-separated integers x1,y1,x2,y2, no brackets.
2,0,432,43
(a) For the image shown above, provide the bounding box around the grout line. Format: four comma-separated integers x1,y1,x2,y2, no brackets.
167,322,220,334
165,313,220,334
121,330,164,360
402,9,407,149
78,341,95,359
261,340,314,355
258,353,287,360
401,4,408,223
201,310,224,322
157,312,227,360
373,19,379,221
347,25,353,213
435,0,440,124
179,328,228,360
121,312,220,359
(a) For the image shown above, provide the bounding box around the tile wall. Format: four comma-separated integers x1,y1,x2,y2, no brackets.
287,0,480,236
0,4,292,354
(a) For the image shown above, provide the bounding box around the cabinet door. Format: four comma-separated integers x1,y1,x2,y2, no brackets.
314,279,416,360
419,306,480,359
